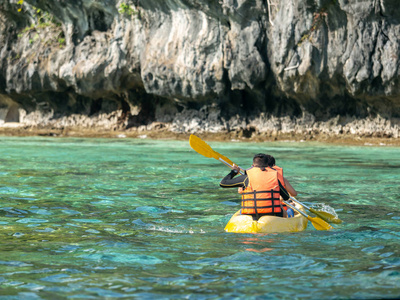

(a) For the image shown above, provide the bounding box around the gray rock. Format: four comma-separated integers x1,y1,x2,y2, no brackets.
0,0,398,138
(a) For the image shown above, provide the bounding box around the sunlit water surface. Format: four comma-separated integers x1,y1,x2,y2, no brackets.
0,137,399,299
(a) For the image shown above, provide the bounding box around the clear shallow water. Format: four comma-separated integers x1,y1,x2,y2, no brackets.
0,137,399,299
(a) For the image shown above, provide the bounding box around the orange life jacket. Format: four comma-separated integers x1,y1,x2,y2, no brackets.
241,167,282,215
270,165,288,210
271,165,286,189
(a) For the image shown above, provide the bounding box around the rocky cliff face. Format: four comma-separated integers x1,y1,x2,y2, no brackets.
0,0,399,138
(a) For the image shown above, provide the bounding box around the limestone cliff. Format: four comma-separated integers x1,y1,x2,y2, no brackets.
0,0,399,138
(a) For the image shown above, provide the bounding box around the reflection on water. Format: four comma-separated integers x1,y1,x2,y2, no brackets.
0,137,399,299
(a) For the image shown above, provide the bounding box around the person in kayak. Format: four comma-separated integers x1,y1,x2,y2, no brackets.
220,153,297,220
265,155,297,218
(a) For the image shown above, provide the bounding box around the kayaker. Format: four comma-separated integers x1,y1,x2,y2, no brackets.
220,153,297,220
266,155,297,218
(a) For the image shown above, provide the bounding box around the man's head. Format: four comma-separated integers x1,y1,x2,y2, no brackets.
253,153,275,168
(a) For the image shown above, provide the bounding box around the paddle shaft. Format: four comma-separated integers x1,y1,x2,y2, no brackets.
219,157,245,175
290,196,311,210
281,200,309,219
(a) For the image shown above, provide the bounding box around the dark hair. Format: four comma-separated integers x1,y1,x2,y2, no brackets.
253,153,275,167
268,155,276,166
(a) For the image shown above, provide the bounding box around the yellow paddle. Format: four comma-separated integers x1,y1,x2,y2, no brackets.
289,196,342,224
189,134,245,175
189,134,333,231
281,200,333,230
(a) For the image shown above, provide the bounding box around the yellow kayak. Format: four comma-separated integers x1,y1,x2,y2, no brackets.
224,203,308,233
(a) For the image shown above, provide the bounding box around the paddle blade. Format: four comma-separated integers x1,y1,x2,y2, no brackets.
189,135,235,165
307,216,334,231
189,134,218,159
310,208,343,224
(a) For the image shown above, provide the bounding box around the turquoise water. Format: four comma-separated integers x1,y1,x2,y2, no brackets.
0,137,399,299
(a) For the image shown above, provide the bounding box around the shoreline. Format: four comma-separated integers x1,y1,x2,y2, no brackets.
0,126,399,146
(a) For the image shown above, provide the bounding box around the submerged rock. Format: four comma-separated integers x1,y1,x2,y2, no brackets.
0,0,399,139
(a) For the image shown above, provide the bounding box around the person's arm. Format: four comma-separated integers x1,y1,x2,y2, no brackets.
220,170,248,188
283,177,297,196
